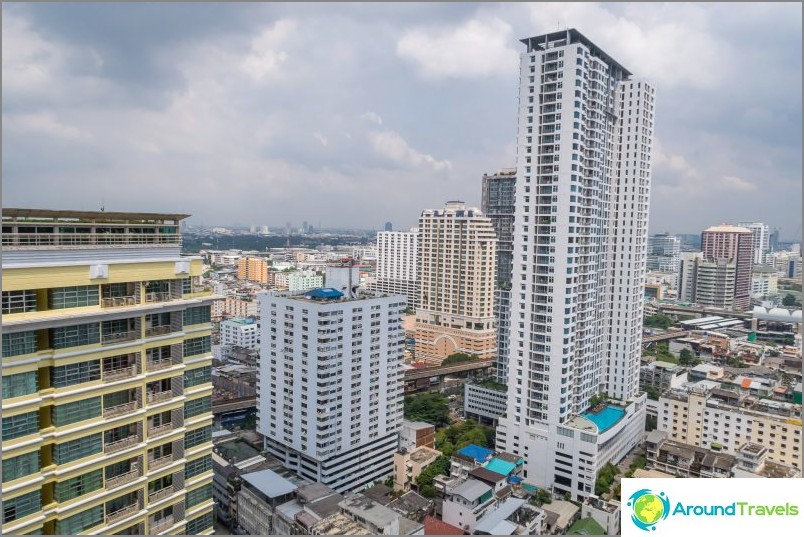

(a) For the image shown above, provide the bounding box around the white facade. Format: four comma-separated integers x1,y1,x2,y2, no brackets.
373,229,418,308
463,383,508,424
751,266,778,297
257,291,406,492
220,317,260,349
287,270,324,294
495,29,654,500
738,222,770,264
678,252,703,303
647,233,681,274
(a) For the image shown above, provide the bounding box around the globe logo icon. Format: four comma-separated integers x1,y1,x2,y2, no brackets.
627,489,670,531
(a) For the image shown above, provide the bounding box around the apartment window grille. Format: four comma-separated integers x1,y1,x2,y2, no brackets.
148,474,173,495
52,397,102,426
184,396,212,419
2,372,38,398
49,285,99,309
183,306,211,326
54,433,102,464
186,513,213,534
2,451,40,483
186,484,213,508
184,365,211,387
51,323,100,349
2,290,37,314
185,455,212,479
106,459,135,480
55,469,103,502
55,505,103,534
106,492,137,516
185,426,211,448
182,277,192,294
51,360,101,388
183,336,211,357
2,411,39,440
3,490,42,523
1,331,37,357
105,424,136,445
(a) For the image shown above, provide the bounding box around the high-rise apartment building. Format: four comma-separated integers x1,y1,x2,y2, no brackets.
414,202,497,364
237,257,269,284
1,209,215,536
257,288,406,493
495,29,655,500
700,224,754,310
737,222,770,264
647,233,681,274
482,169,517,384
371,229,419,309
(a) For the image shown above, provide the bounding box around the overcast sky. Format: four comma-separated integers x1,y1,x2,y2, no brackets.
2,2,801,238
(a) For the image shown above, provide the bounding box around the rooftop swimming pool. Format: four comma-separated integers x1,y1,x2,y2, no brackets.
582,405,626,433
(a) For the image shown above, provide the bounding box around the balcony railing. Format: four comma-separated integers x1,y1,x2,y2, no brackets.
106,504,139,525
145,292,171,303
150,515,175,534
148,423,174,439
145,325,173,337
146,391,173,405
106,466,141,489
2,232,181,248
105,435,138,454
104,402,138,419
102,296,139,308
104,365,137,381
147,359,173,372
148,455,173,471
102,330,138,345
148,486,176,503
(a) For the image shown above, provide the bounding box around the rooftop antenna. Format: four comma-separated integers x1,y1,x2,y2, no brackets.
100,198,105,212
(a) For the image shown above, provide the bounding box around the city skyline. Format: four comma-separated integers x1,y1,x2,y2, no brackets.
3,2,802,238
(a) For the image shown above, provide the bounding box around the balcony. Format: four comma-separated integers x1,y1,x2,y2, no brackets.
105,435,139,454
145,325,173,337
106,504,140,525
145,292,172,303
148,486,176,504
147,391,173,405
147,359,173,372
102,330,139,345
150,515,174,534
106,465,141,489
104,365,137,381
104,402,138,419
101,296,139,308
148,422,174,439
149,455,173,471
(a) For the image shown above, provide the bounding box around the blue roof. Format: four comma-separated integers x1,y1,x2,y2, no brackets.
485,458,517,476
457,444,494,463
305,287,344,300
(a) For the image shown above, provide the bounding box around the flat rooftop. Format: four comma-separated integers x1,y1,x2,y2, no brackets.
521,28,632,77
2,207,189,222
581,405,626,434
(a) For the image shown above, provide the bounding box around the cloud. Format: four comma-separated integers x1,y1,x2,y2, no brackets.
369,130,452,172
720,175,757,192
313,132,328,147
361,111,383,125
5,112,90,141
240,19,296,80
396,17,519,78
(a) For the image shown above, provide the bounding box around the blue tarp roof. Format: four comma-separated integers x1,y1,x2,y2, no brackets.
457,444,494,463
305,288,344,300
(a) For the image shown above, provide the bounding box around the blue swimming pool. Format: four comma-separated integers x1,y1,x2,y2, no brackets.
582,405,626,433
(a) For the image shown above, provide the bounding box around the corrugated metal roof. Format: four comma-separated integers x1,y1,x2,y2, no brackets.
241,468,297,498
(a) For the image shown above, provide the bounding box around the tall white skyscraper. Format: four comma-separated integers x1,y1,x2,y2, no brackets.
737,222,771,264
371,229,419,308
495,29,655,500
257,287,406,492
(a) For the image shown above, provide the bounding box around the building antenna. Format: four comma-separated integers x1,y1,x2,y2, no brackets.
100,198,105,212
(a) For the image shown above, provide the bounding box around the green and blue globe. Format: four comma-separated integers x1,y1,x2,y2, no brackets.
628,490,670,531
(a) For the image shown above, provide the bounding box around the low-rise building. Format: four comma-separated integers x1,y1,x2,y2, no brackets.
473,497,544,535
399,420,436,450
464,380,508,426
450,444,494,480
394,446,442,492
272,483,344,535
639,361,687,394
540,500,580,535
288,270,325,294
236,469,298,534
580,496,621,536
645,431,736,478
220,317,260,349
337,493,423,535
442,479,498,534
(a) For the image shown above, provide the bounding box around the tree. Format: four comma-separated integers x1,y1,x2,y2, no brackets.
645,415,658,432
782,294,797,307
441,353,478,366
415,455,451,498
678,348,700,367
644,314,675,330
643,386,661,401
404,392,450,427
435,420,495,457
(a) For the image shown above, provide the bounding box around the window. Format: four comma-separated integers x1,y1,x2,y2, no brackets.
2,331,38,357
51,323,100,349
2,451,40,483
184,397,212,419
184,336,211,357
148,473,173,495
55,469,103,502
55,505,103,534
186,484,212,508
186,513,213,534
105,424,136,445
3,490,41,523
49,285,99,309
2,372,38,398
2,290,37,314
106,492,137,517
51,360,101,388
185,426,211,448
2,411,39,440
183,306,211,326
185,455,212,479
52,397,101,426
54,434,102,464
184,366,211,387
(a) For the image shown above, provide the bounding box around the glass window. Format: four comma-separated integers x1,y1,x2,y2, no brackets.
51,360,101,388
2,371,38,398
55,469,103,502
54,434,102,464
2,290,37,314
184,396,211,419
183,306,211,326
3,490,41,523
185,426,211,449
106,492,137,516
186,484,212,508
51,323,100,349
186,513,213,534
183,336,211,357
2,331,38,357
2,411,39,440
185,455,212,479
148,474,173,494
55,505,103,534
104,424,136,446
2,451,40,483
184,366,211,387
48,286,99,309
52,397,101,426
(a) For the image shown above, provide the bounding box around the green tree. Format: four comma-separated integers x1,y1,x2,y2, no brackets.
644,314,675,330
415,455,451,498
782,294,797,307
678,348,700,367
441,353,479,366
645,415,658,432
404,392,450,427
643,386,661,401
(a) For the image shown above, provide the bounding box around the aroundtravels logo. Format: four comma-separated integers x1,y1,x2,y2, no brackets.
627,489,670,531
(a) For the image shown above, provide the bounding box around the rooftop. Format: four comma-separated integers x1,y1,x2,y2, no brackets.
456,444,494,463
521,28,632,77
581,404,626,434
423,515,464,535
410,446,441,464
567,516,606,535
484,458,517,476
340,493,400,528
469,467,508,484
2,207,189,223
241,468,298,498
311,512,371,535
450,478,493,501
704,224,753,234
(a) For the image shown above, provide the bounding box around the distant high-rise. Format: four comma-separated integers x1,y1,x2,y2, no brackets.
495,29,655,500
258,289,405,492
481,168,517,383
647,233,681,274
697,224,754,310
737,222,770,264
414,201,497,364
384,221,393,232
371,229,419,309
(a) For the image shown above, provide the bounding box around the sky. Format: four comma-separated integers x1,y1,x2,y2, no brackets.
2,2,802,238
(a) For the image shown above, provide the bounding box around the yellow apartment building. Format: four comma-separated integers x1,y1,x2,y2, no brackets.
1,209,216,535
